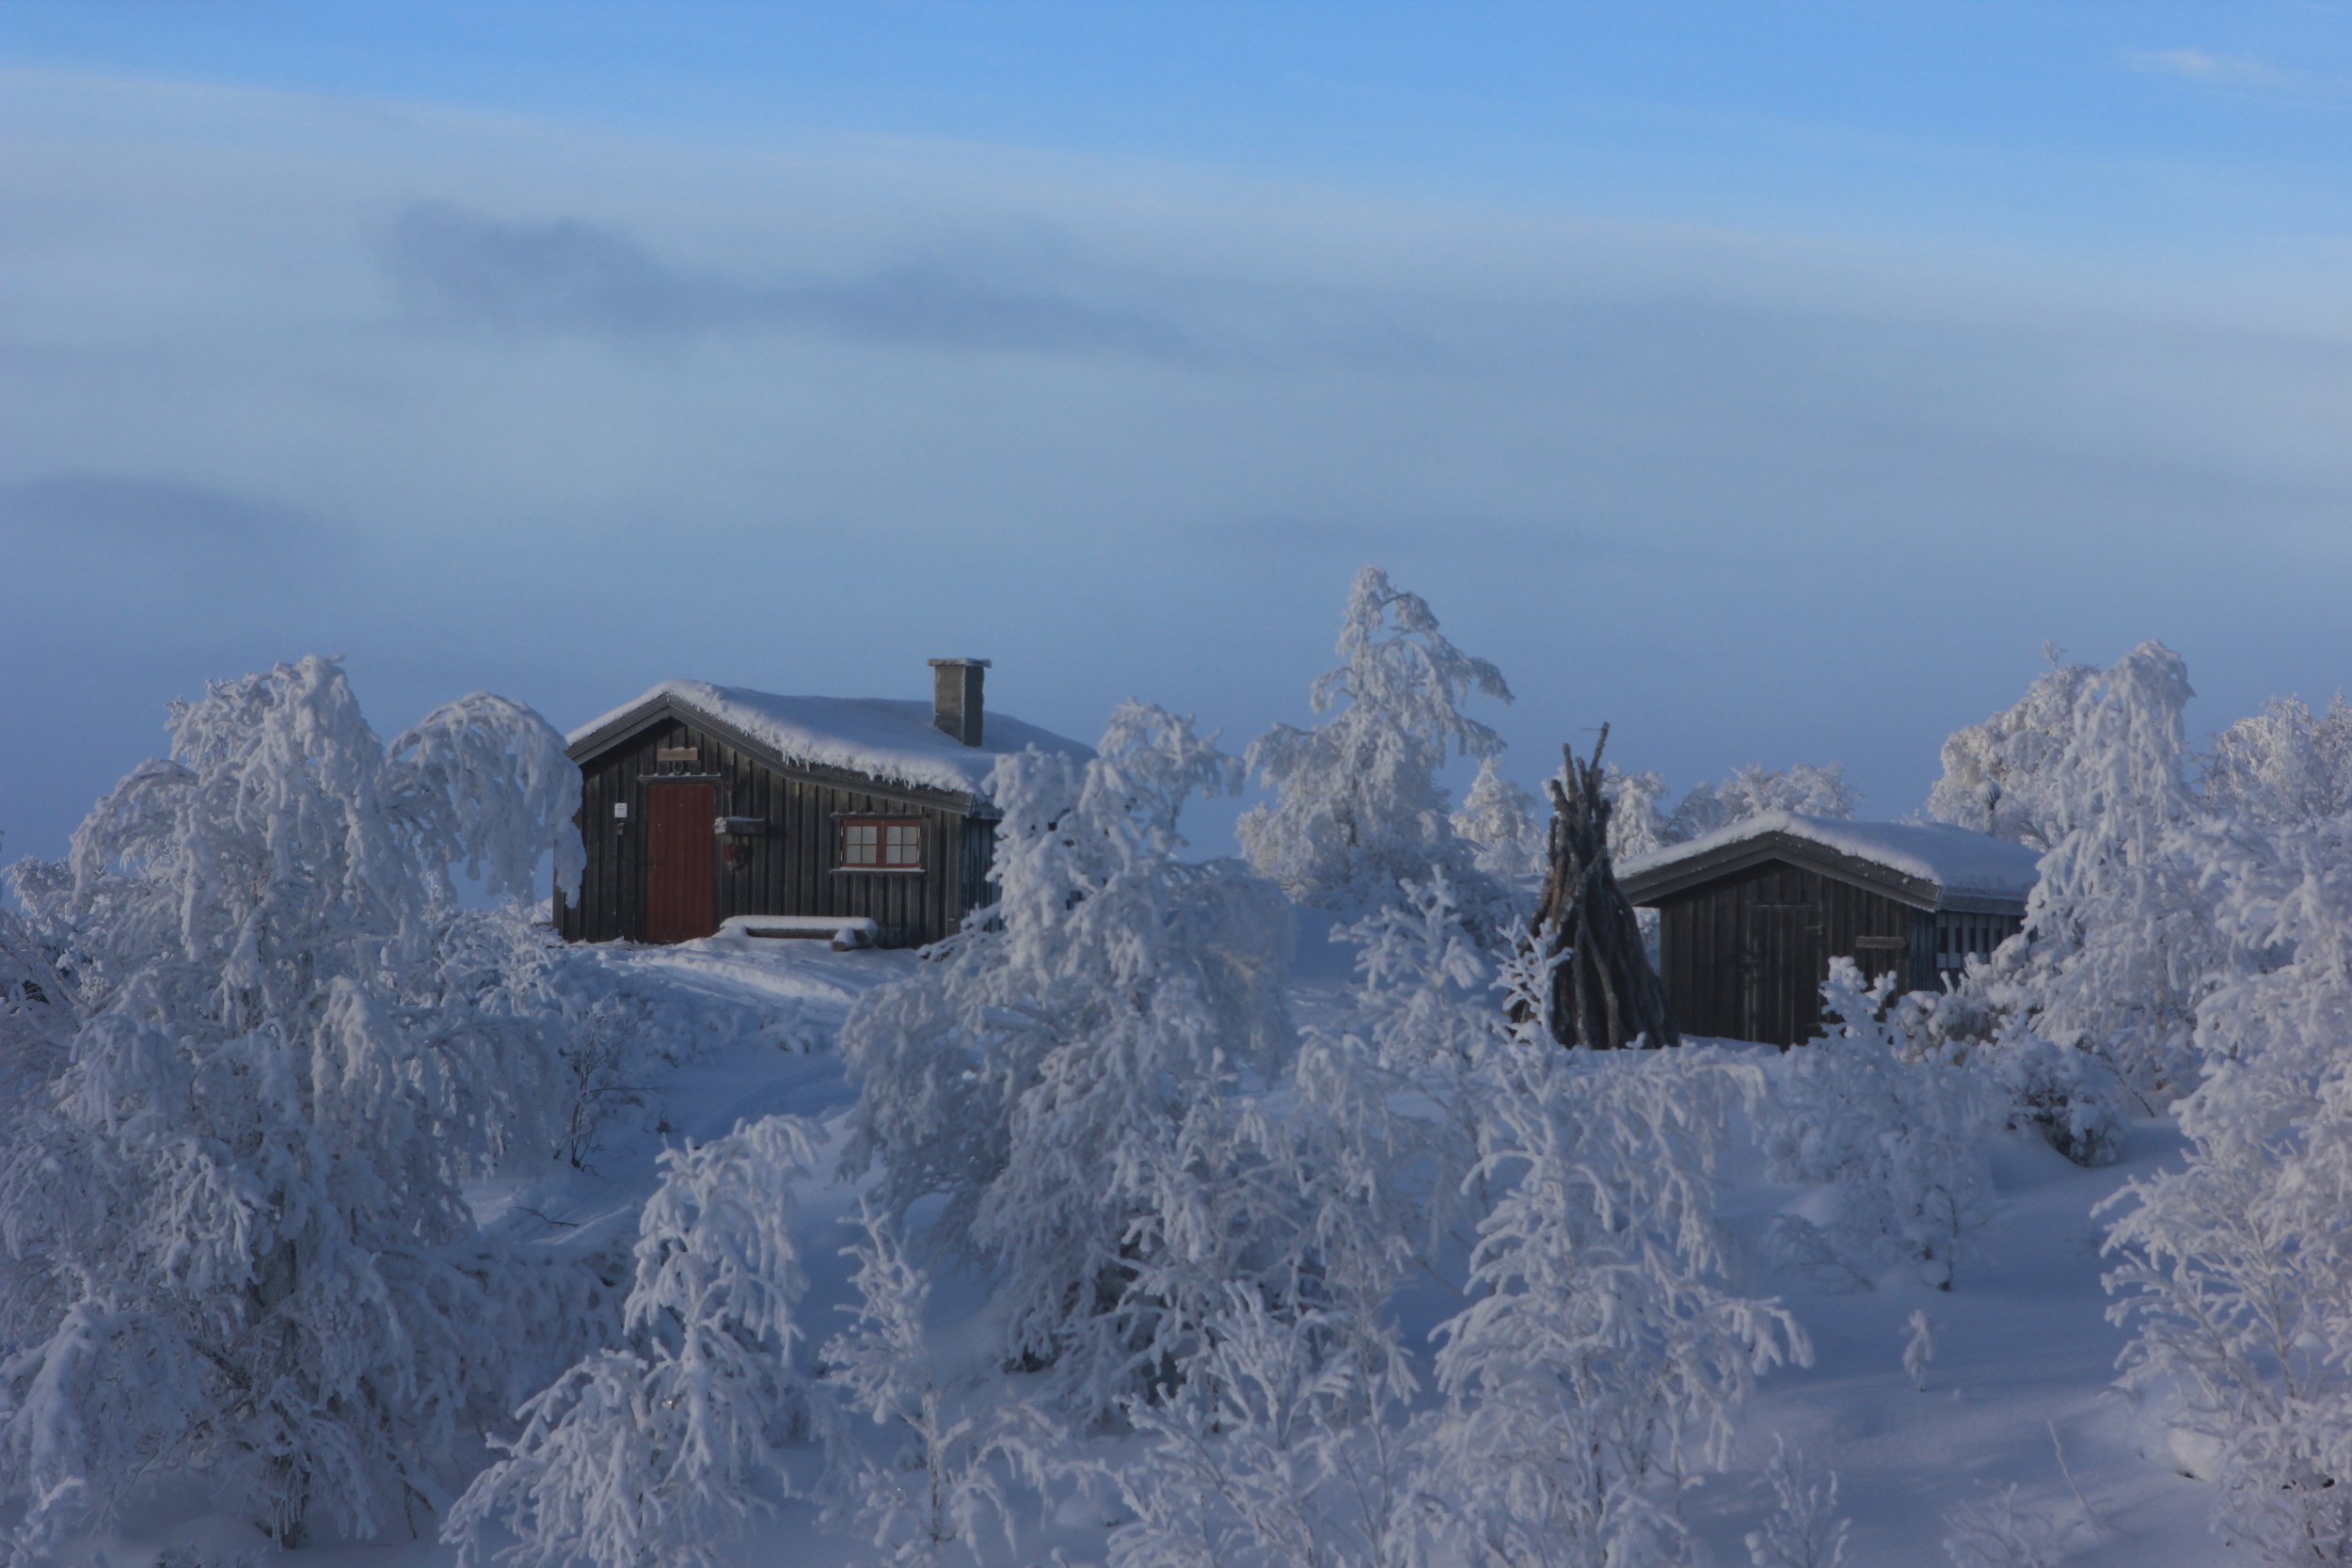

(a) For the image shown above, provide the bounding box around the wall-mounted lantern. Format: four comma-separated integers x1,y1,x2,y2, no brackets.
714,816,771,869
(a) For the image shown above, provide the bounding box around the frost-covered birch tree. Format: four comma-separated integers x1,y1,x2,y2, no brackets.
446,1117,823,1568
841,702,1300,1419
1660,763,1859,846
1242,565,1512,915
0,657,588,1549
1452,758,1545,880
2103,809,2352,1565
2204,692,2352,834
1604,768,1675,863
820,1207,1056,1568
1925,646,2098,848
1995,641,2235,1104
1427,1046,1808,1567
1106,1288,1425,1568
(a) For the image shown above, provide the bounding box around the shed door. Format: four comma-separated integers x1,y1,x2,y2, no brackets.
1742,903,1824,1048
644,782,717,943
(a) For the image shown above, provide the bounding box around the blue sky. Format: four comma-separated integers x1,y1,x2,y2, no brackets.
5,3,2351,859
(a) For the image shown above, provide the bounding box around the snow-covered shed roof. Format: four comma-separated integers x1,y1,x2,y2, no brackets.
568,680,1091,804
1616,811,2042,913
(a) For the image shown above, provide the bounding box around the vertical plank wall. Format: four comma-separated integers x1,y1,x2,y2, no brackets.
1652,861,1925,1047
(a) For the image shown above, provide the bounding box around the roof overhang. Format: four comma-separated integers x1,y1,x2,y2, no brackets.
567,692,983,815
1618,829,2026,916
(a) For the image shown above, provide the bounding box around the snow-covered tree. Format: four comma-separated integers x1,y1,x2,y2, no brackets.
1106,1288,1424,1568
1998,641,2234,1104
448,1117,823,1568
1286,870,1518,1302
0,657,588,1549
1426,1046,1808,1567
1715,761,1861,823
821,1206,1056,1568
1925,646,2098,849
841,703,1300,1420
1761,961,1998,1291
2102,809,2352,1564
1241,565,1512,915
1659,763,1859,847
1451,758,1544,881
2203,692,2352,833
0,840,75,1152
1604,768,1675,863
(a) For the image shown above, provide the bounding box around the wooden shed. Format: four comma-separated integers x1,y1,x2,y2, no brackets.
557,659,1090,948
1615,813,2040,1048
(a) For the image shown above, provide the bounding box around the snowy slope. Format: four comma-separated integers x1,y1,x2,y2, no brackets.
1698,1100,2224,1565
89,935,2244,1568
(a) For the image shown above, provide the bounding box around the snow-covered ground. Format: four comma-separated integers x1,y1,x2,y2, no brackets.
77,927,2236,1568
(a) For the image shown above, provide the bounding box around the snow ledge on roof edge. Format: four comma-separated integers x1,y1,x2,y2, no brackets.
569,680,1093,799
1619,810,2042,901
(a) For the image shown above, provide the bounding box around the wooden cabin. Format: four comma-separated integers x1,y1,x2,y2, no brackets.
1615,813,2040,1048
558,659,1089,948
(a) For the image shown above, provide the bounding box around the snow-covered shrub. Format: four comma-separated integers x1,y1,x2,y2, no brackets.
2102,811,2352,1564
1941,1484,2080,1568
1891,980,2126,1169
1241,565,1512,917
1975,1022,2126,1169
0,657,587,1548
1763,960,1997,1290
546,994,647,1168
1903,1310,1936,1393
1998,641,2238,1106
821,1206,1057,1567
1925,645,2097,849
1427,1046,1808,1566
1452,757,1544,881
1745,1437,1851,1568
1105,1287,1424,1568
447,1116,822,1568
842,703,1300,1420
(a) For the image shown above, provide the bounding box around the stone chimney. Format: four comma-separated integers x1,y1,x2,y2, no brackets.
929,657,990,746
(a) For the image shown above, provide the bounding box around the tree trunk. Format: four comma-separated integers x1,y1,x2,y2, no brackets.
1528,725,1680,1050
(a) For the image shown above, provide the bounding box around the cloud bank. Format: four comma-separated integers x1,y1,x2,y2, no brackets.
4,69,2351,863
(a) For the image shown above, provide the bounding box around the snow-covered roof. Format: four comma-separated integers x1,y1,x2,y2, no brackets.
569,680,1092,800
1619,811,2042,910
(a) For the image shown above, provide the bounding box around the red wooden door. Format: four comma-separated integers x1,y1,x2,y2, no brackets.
644,783,716,943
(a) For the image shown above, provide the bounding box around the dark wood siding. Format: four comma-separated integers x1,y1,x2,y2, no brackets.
556,712,993,948
1653,859,1928,1047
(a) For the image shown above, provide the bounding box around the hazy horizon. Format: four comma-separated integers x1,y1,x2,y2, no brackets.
7,4,2351,861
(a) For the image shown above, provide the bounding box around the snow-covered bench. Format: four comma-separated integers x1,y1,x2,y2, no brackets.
716,914,881,952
